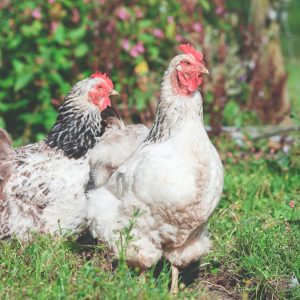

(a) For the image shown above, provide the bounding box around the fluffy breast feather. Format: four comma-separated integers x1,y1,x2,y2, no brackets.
89,124,149,188
107,120,223,244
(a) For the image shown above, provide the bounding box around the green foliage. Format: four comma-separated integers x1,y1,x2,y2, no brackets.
0,0,258,144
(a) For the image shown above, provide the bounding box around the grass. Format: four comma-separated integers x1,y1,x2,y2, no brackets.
0,141,299,300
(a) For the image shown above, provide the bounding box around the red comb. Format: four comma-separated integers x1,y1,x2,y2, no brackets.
178,44,203,62
91,71,108,79
90,72,113,89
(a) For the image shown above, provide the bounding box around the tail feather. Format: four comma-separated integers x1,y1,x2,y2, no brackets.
0,128,13,159
0,129,14,239
0,128,14,197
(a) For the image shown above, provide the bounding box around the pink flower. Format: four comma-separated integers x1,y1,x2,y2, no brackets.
175,34,184,42
71,8,80,24
32,8,42,20
121,39,130,51
129,42,145,57
167,16,174,23
51,99,61,107
215,6,225,15
135,8,143,19
50,21,59,34
153,28,164,39
48,0,55,3
117,7,130,21
135,41,145,53
129,47,139,58
289,201,295,209
105,21,114,33
193,22,202,33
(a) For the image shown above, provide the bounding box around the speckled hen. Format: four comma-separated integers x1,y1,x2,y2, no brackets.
87,45,224,293
0,72,148,240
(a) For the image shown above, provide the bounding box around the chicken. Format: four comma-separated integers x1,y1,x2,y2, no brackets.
89,121,149,188
0,72,141,240
87,45,224,293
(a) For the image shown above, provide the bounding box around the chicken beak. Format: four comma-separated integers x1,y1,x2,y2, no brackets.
110,89,119,96
201,66,209,75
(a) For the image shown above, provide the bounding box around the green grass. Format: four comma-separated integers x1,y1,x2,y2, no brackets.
0,143,299,300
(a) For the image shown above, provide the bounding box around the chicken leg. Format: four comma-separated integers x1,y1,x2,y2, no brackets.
170,265,179,294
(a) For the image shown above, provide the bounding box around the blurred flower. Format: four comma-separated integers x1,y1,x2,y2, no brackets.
121,39,130,51
50,21,59,34
239,75,247,82
48,0,55,3
130,47,139,58
268,9,277,21
135,61,149,75
105,21,114,33
129,42,145,57
135,41,145,53
35,80,45,88
35,57,44,64
289,201,295,209
167,16,174,23
32,8,42,19
153,28,164,39
51,98,61,107
117,7,130,21
215,6,225,15
98,0,106,3
71,8,80,24
176,34,184,42
135,7,143,19
193,22,202,33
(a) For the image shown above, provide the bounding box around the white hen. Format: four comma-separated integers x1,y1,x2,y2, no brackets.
87,45,223,292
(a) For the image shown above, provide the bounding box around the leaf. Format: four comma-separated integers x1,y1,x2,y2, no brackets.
165,23,175,39
0,76,14,89
148,46,159,58
199,0,211,12
138,20,153,30
137,33,155,44
14,73,34,91
8,36,21,49
74,43,88,57
53,25,66,44
20,21,42,37
12,59,24,73
69,26,87,41
0,117,5,128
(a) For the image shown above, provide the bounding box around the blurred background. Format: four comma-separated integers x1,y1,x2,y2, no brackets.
0,0,299,145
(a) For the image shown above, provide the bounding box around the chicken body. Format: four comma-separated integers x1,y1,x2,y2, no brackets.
88,50,223,270
89,124,149,188
1,142,90,239
0,73,147,240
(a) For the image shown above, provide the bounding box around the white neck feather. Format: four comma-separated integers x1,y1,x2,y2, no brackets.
145,68,204,143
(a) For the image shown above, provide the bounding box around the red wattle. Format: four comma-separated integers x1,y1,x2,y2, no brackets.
98,97,111,111
188,76,199,92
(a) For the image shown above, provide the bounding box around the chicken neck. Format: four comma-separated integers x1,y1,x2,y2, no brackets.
45,100,105,159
